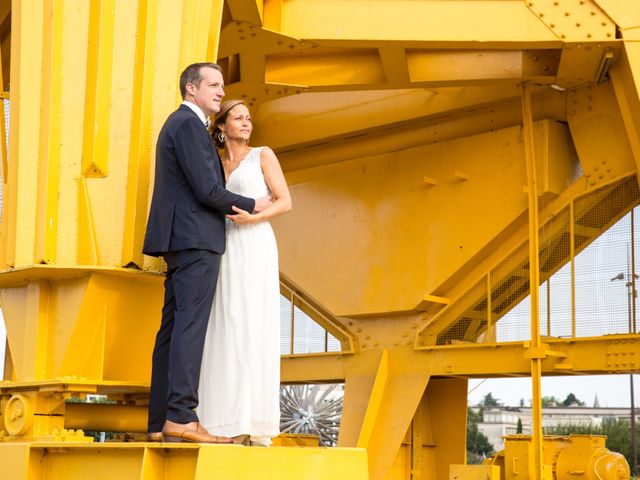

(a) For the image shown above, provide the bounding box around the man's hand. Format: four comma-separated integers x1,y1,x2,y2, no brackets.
226,206,258,225
253,195,272,213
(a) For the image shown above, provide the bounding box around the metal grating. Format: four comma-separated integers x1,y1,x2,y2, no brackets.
434,276,488,345
419,175,640,348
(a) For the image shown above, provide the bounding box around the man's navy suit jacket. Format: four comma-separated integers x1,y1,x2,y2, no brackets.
143,105,255,257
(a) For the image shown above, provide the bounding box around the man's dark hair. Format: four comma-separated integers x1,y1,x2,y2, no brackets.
179,62,222,99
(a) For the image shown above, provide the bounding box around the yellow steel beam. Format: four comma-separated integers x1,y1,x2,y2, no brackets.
609,41,640,178
0,0,9,92
253,85,527,155
522,82,544,480
226,0,263,25
593,0,640,31
82,0,116,178
281,334,640,383
263,49,559,90
275,0,561,48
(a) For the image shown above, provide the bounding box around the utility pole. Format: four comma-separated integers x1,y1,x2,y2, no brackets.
611,243,639,475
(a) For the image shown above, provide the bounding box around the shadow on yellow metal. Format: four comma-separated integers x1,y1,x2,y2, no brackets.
0,443,368,480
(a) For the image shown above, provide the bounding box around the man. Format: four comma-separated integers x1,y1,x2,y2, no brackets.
143,62,270,443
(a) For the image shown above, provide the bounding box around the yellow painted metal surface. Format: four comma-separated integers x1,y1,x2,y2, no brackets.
0,443,368,480
477,435,630,480
0,0,638,479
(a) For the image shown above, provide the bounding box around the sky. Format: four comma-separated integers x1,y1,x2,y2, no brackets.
468,375,636,408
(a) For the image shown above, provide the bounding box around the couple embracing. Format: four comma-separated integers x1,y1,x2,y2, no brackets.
143,62,291,446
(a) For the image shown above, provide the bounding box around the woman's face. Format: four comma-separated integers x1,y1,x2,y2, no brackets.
222,104,252,143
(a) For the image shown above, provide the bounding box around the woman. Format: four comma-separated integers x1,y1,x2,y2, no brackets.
197,99,292,446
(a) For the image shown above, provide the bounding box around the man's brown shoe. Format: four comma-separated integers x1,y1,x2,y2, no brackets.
147,432,163,442
232,434,250,446
162,420,234,444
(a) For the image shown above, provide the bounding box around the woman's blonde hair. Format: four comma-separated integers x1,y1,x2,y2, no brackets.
211,99,247,149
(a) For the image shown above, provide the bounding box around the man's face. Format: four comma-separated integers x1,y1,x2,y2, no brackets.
187,67,225,117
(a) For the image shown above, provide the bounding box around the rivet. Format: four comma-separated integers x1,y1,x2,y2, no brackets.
565,11,570,16
553,1,558,5
403,332,409,338
365,335,370,340
602,22,607,26
550,23,556,28
528,1,534,5
561,34,566,39
374,342,380,347
607,32,612,37
587,34,592,38
362,344,368,349
590,11,596,15
576,22,581,27
539,12,544,17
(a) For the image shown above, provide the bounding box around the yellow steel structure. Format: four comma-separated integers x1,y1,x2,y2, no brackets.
0,0,638,479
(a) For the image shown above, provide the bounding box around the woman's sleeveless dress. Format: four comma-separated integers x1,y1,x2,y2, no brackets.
197,147,281,446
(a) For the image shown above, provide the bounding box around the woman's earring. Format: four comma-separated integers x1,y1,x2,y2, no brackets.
217,132,226,143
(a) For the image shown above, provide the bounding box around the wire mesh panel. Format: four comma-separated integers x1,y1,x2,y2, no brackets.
539,207,572,338
420,176,640,349
574,177,639,337
491,240,531,342
433,276,488,345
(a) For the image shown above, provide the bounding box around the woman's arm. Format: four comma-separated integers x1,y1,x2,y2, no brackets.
226,146,292,224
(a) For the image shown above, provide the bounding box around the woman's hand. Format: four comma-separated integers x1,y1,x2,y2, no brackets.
226,205,261,225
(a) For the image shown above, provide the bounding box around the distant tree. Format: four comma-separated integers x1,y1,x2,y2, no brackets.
520,398,525,407
562,393,585,407
541,396,561,407
516,417,523,434
467,407,495,464
480,393,501,408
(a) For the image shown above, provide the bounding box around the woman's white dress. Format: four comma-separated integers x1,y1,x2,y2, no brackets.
197,147,281,445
